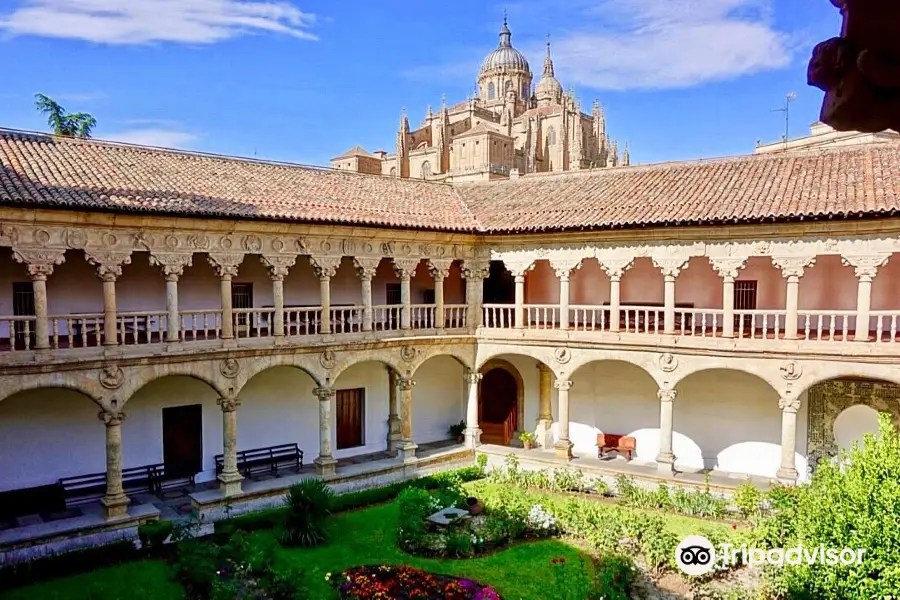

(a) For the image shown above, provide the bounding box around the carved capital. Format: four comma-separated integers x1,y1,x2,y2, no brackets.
461,260,490,280
217,397,241,412
427,258,454,280
554,379,573,392
549,257,583,280
313,386,335,402
98,410,126,427
652,257,690,279
85,251,132,282
12,247,66,280
841,254,891,281
658,388,676,403
353,257,381,280
779,395,801,414
464,370,483,385
149,252,193,281
597,257,634,281
207,253,244,279
772,256,816,279
309,255,341,279
397,377,416,392
709,257,748,281
392,258,420,280
504,257,536,278
260,254,297,281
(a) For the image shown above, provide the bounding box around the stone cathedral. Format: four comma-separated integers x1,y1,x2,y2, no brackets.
331,18,630,182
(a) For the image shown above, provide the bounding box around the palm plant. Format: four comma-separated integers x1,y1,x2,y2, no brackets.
281,478,334,547
34,93,97,138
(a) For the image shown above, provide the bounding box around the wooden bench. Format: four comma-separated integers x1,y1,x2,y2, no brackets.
215,443,303,478
596,433,637,461
59,463,162,507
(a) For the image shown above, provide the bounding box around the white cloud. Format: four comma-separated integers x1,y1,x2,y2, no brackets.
0,0,317,44
103,128,199,148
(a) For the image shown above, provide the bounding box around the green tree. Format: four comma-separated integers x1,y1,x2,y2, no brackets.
33,93,97,138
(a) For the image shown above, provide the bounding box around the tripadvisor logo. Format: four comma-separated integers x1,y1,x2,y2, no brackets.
675,535,868,576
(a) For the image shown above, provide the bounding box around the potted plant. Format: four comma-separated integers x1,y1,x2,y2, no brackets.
448,420,466,443
519,431,537,450
466,496,484,515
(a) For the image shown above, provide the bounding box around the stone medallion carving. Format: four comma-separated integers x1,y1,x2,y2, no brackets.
382,241,395,255
219,358,241,379
363,242,374,254
164,235,179,249
320,239,333,253
66,228,88,249
220,237,234,250
780,361,802,380
272,238,285,252
0,224,19,243
102,232,118,247
401,243,413,255
99,365,125,390
342,239,356,255
133,231,153,250
400,345,418,362
296,237,310,253
419,243,433,257
187,234,210,250
320,350,336,370
33,229,51,246
554,347,572,364
242,235,262,252
659,353,678,372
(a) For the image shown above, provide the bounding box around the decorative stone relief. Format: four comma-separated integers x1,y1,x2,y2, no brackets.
133,231,153,250
220,237,234,250
709,256,748,280
85,251,132,281
419,243,433,257
99,365,125,389
461,260,490,280
148,253,193,280
400,243,413,255
779,395,801,413
243,235,262,253
554,347,571,364
207,253,244,278
187,234,210,250
217,397,241,412
101,232,118,247
427,258,453,280
309,255,342,278
362,241,374,254
657,388,676,403
549,257,583,280
397,377,416,391
33,229,51,246
780,361,802,380
841,254,891,280
0,224,20,244
219,358,241,379
772,256,817,279
320,239,333,253
807,379,900,469
658,353,678,372
393,258,420,280
353,257,381,279
320,350,336,370
342,239,356,255
554,379,573,392
295,237,311,253
400,346,418,362
271,238,285,252
382,241,395,256
597,257,634,280
12,248,66,278
652,256,691,278
260,255,297,280
98,410,126,427
164,235,179,249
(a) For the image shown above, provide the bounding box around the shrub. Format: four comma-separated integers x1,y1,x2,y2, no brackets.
396,487,434,550
593,554,637,600
214,508,286,539
733,479,764,519
476,453,488,474
137,519,174,552
0,540,140,590
281,478,334,547
770,413,900,599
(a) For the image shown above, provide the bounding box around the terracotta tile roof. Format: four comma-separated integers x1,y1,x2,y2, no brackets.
0,129,477,231
453,122,509,139
456,142,900,232
331,145,375,159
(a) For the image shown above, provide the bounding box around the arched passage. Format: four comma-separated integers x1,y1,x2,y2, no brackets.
412,354,466,445
567,360,660,460
673,368,789,480
479,357,525,446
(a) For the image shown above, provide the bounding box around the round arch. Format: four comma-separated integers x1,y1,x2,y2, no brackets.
475,345,561,378
479,358,525,445
568,357,659,386
234,354,324,395
410,347,474,378
327,350,406,385
668,361,782,395
118,364,229,408
0,373,104,408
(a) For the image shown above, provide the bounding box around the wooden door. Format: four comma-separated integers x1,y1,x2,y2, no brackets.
336,388,365,450
162,405,203,477
478,368,518,445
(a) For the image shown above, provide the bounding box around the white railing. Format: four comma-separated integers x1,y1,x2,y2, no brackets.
444,304,467,329
570,306,607,332
621,306,663,334
373,305,401,331
331,306,363,334
0,316,36,351
734,309,786,340
676,309,723,337
232,308,273,338
116,311,165,345
49,313,105,348
411,304,436,329
483,304,514,328
872,311,900,343
799,310,855,342
180,310,223,341
285,307,322,336
525,304,559,329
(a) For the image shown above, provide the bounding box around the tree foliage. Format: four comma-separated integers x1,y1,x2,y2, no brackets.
34,94,97,138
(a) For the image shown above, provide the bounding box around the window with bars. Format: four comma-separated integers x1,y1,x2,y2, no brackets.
231,283,253,328
12,282,35,349
734,281,758,310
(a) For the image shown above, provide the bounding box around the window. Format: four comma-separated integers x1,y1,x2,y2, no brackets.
231,282,253,331
423,289,436,304
487,82,495,100
386,283,402,305
421,161,431,178
505,80,513,95
522,83,529,98
547,126,556,146
389,167,397,177
734,280,758,334
336,388,365,450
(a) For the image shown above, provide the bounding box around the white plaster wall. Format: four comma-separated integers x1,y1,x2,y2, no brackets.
412,356,465,443
833,404,880,452
0,388,105,491
237,367,319,463
123,376,224,484
331,361,390,458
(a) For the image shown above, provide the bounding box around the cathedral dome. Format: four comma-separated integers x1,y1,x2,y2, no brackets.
479,18,530,75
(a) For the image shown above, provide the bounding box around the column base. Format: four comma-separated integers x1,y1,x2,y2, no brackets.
314,456,338,476
395,441,418,463
536,419,552,449
217,471,244,496
655,453,676,475
222,338,238,350
464,427,482,449
553,440,574,460
775,467,798,483
387,416,403,453
273,335,288,347
101,493,131,520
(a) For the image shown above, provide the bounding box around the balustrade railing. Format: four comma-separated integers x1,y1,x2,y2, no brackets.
675,309,723,337
444,304,467,329
411,304,436,329
180,310,223,341
799,310,855,342
331,306,363,334
483,304,514,328
872,311,900,343
525,304,559,329
621,306,664,334
570,306,607,332
232,308,273,338
49,313,105,349
372,305,401,331
734,310,785,340
116,311,166,345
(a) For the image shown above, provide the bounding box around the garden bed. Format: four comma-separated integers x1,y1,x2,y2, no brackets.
334,565,500,599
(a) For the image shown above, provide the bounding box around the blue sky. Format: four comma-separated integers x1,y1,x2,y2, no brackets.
0,0,841,167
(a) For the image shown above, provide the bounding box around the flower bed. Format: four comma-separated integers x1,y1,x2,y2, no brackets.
334,565,500,599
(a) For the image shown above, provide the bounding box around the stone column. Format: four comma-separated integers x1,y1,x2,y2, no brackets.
461,260,490,328
505,258,535,329
536,364,553,448
553,379,574,460
842,254,890,342
550,258,582,330
652,257,689,334
464,370,483,448
13,249,66,351
396,376,418,461
386,368,402,453
354,257,381,333
772,256,816,340
776,395,801,482
393,258,419,331
429,259,453,331
149,253,194,344
310,256,341,335
86,252,133,347
710,257,747,338
313,387,338,475
217,397,243,496
656,388,676,474
207,253,244,341
261,255,297,340
99,410,130,519
598,258,634,333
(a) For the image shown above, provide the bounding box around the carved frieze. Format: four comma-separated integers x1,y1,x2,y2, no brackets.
187,234,210,251
309,255,342,278
207,253,244,278
219,358,241,379
658,353,678,372
99,365,125,389
320,350,336,369
780,361,802,381
260,254,297,280
243,235,262,253
85,251,132,281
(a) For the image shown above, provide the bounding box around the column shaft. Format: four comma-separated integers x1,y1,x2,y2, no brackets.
361,276,373,332
32,276,50,350
272,277,285,337
319,276,332,334
396,378,418,461
313,387,338,475
165,277,180,342
777,397,800,481
220,275,234,340
464,371,482,448
400,275,412,330
537,365,553,448
434,275,445,330
855,277,873,341
722,277,735,338
663,275,676,334
558,276,570,330
656,389,676,474
102,279,118,345
217,398,243,495
609,276,621,332
553,379,573,459
514,275,525,329
100,412,130,519
784,276,800,339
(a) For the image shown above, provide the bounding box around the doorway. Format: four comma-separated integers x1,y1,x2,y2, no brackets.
336,388,365,450
162,405,203,479
12,282,35,350
478,367,519,445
